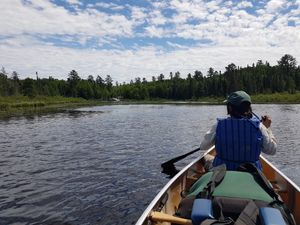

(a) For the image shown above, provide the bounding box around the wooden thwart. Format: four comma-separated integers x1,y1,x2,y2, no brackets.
150,211,192,225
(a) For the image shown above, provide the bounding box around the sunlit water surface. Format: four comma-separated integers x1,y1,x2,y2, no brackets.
0,104,299,225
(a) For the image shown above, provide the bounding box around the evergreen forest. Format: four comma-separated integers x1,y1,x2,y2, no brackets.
1,54,299,100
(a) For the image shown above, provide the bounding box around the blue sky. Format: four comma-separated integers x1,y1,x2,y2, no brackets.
1,0,300,83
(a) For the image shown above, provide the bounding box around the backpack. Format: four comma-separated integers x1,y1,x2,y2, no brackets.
175,163,296,225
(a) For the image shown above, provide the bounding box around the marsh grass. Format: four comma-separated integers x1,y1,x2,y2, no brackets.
252,92,300,103
0,96,105,117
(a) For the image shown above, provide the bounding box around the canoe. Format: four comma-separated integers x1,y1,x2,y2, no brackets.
135,146,300,225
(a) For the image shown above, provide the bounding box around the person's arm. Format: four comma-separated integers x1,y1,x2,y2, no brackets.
260,115,277,155
200,123,217,150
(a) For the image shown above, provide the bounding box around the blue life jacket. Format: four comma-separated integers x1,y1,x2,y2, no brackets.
213,116,263,170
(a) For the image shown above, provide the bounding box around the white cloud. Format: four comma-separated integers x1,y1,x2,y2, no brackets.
148,10,168,26
166,41,189,49
206,0,221,12
1,35,299,83
130,6,147,25
236,1,253,9
265,0,286,12
94,2,125,10
169,0,208,22
151,1,169,9
0,0,299,82
144,26,167,38
65,0,82,5
0,0,135,38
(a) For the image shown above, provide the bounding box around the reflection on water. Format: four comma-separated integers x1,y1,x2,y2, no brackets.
278,104,298,112
0,104,299,225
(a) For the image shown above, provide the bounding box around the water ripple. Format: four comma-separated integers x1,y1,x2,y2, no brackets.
0,104,299,224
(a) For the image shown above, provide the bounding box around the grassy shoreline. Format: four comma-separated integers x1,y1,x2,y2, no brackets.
1,93,300,118
0,96,107,118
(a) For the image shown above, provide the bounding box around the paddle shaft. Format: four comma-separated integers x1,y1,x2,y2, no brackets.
150,211,192,225
161,147,201,167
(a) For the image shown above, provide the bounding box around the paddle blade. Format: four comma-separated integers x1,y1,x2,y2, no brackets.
161,162,180,178
161,147,201,178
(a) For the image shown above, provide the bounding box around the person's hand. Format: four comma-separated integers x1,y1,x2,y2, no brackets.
262,115,272,128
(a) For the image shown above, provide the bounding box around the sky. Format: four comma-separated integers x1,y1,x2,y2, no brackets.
1,0,300,83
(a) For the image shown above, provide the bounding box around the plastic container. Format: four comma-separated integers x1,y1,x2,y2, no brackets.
191,198,214,225
259,207,286,225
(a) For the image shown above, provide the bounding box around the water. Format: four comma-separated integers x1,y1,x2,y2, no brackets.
0,104,299,225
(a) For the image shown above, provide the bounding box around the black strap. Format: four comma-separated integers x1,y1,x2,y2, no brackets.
197,164,227,199
201,218,234,225
234,201,259,225
237,163,279,200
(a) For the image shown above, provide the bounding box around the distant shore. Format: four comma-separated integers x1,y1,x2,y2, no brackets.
116,92,300,105
1,92,300,118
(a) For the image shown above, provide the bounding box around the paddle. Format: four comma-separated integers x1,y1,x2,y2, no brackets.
161,147,201,176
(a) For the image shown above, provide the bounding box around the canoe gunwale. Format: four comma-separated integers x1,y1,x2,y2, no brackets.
260,155,300,192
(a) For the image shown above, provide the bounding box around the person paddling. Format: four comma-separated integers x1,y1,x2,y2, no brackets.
200,90,277,170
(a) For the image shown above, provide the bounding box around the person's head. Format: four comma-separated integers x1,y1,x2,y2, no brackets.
225,91,252,118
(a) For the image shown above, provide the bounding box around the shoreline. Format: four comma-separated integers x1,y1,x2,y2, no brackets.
0,96,108,118
1,93,300,118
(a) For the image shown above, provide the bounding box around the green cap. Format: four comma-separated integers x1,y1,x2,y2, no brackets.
224,91,251,106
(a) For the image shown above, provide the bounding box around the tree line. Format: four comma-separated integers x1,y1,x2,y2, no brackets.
0,69,113,99
0,54,299,100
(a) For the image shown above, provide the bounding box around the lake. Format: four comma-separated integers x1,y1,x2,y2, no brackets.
0,104,299,225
